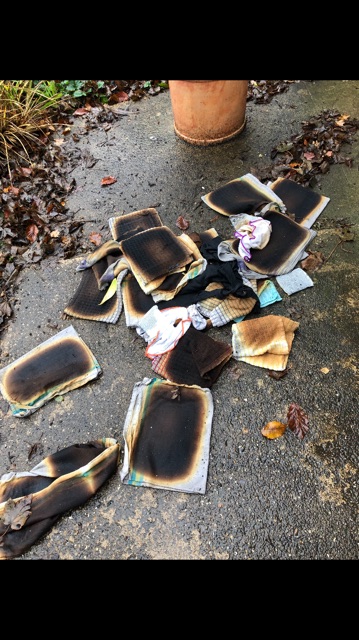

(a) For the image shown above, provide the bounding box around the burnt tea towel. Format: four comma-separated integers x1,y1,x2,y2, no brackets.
121,377,214,494
232,314,299,371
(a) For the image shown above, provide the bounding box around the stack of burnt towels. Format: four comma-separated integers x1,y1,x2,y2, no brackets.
64,172,330,380
62,173,329,496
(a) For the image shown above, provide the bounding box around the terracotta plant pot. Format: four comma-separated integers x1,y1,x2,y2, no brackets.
168,80,248,146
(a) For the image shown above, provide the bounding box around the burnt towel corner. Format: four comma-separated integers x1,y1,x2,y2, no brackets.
232,314,299,371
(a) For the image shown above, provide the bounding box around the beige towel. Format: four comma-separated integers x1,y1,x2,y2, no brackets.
232,314,299,370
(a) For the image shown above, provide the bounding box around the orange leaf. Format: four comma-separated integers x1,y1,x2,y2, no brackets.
101,176,117,186
73,107,89,116
335,114,349,126
261,420,287,439
19,167,32,177
176,215,190,230
89,231,102,246
26,223,39,243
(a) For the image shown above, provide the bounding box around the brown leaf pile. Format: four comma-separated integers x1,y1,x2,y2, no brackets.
256,109,359,187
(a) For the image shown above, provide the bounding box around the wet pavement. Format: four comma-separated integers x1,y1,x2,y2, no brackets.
0,80,358,560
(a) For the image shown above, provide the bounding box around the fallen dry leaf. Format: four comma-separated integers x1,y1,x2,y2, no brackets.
1,496,32,530
320,367,330,374
287,402,309,440
268,369,288,380
335,114,350,126
101,176,117,186
19,166,32,177
301,250,325,272
338,227,354,242
109,90,129,103
73,107,90,116
176,215,190,230
89,231,102,246
27,433,44,461
261,420,287,439
0,301,12,317
3,185,20,195
26,224,39,243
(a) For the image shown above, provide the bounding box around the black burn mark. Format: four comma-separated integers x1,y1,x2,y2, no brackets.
130,383,206,483
207,179,274,215
270,178,323,225
3,337,93,404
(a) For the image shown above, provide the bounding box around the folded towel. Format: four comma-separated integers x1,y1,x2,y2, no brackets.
232,314,299,370
267,177,330,229
108,207,163,242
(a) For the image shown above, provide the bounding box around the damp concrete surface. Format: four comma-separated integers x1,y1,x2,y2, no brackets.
0,80,358,561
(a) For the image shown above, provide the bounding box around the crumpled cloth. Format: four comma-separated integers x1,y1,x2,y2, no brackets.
234,279,282,322
151,325,233,387
136,305,207,359
0,438,120,560
231,314,299,370
108,207,163,242
225,210,315,276
120,377,213,494
195,282,259,327
233,215,272,262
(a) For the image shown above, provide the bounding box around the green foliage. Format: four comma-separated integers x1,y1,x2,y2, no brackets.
31,80,63,101
143,80,168,90
0,80,64,179
57,80,106,102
